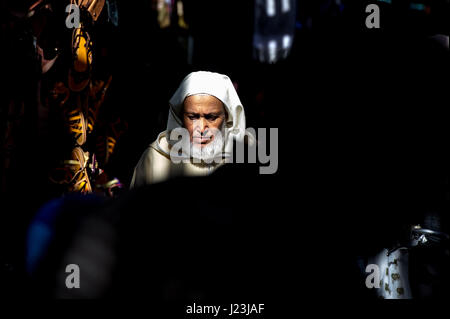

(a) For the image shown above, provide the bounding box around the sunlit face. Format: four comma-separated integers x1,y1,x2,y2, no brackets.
182,94,226,148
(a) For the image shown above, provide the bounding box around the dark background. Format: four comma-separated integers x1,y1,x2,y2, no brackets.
0,0,449,303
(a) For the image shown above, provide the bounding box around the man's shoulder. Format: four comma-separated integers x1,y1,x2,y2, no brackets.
146,138,171,160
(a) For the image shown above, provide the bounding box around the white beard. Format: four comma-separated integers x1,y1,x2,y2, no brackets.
190,130,224,163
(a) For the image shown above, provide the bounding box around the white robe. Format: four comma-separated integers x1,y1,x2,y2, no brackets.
130,131,224,187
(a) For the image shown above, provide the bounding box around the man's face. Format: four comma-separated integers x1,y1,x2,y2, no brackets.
183,94,226,148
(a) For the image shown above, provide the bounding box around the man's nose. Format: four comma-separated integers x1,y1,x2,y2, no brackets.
195,118,208,134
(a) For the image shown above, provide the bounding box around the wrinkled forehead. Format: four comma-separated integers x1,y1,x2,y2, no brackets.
182,94,226,113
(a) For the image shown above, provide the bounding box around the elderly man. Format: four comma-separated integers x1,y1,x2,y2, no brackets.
130,71,251,187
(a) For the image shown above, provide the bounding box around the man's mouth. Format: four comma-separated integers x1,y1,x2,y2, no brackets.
193,136,213,145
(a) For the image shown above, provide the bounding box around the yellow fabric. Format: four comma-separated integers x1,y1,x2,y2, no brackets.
74,28,89,73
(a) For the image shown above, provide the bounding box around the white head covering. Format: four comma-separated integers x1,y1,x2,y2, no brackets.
155,71,247,160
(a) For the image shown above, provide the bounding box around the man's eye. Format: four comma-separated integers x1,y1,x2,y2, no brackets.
187,115,197,120
206,116,218,121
